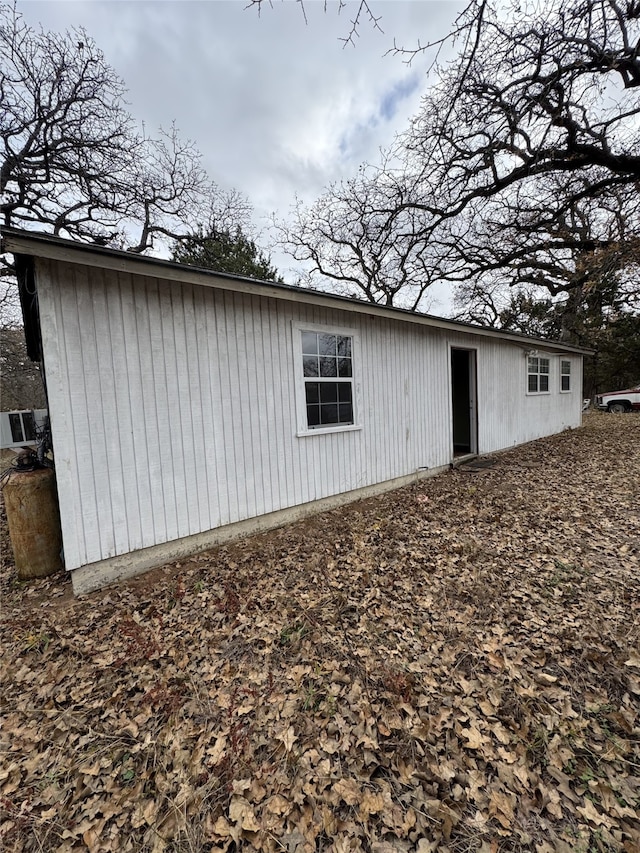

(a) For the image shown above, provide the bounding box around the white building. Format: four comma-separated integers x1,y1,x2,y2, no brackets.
2,228,591,594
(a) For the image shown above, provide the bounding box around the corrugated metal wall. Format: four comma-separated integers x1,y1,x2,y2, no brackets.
36,260,582,571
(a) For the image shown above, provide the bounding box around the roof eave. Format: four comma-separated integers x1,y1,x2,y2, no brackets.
1,227,595,356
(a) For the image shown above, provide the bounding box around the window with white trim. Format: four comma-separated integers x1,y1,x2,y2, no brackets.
560,360,571,392
301,330,354,429
527,356,550,393
8,411,36,443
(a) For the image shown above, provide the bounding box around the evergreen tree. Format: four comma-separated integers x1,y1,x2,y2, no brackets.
172,227,282,282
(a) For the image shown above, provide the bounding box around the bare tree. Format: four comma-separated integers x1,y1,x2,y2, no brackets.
446,178,640,305
280,0,639,313
277,161,464,309
0,2,252,408
392,0,640,271
0,3,247,270
0,325,46,410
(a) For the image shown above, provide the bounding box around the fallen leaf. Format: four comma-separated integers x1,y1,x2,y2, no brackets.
461,725,486,749
359,790,385,817
333,778,361,806
229,796,260,831
489,791,515,829
576,797,613,828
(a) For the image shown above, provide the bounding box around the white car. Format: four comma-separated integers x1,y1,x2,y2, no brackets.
596,385,640,413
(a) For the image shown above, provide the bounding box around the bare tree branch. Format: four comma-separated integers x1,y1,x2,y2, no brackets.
0,3,247,270
281,0,639,315
244,0,384,46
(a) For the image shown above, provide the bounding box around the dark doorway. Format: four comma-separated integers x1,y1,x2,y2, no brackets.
451,348,477,456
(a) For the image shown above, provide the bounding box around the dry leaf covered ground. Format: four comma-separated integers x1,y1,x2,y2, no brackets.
1,413,639,853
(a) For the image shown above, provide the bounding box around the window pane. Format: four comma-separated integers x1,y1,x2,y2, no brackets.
561,361,570,375
562,376,570,391
337,336,352,358
303,355,319,377
540,375,549,392
528,357,538,373
301,331,354,429
318,334,337,356
9,413,24,443
338,357,352,377
302,331,318,355
320,383,338,403
540,358,550,374
528,375,538,393
339,403,353,423
320,403,338,424
338,383,352,403
22,412,36,442
319,356,337,377
305,382,319,404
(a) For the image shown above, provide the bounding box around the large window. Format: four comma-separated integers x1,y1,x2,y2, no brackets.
528,356,550,393
560,360,571,392
300,330,354,430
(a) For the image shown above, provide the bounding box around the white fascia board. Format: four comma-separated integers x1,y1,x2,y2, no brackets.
2,229,594,356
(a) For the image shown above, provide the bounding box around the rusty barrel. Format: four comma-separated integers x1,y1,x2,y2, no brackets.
3,467,63,579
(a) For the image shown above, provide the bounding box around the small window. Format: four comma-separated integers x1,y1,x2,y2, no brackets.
561,360,571,392
528,356,550,393
300,330,355,430
7,411,37,443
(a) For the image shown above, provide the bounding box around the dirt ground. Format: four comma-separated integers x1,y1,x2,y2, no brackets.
1,413,638,852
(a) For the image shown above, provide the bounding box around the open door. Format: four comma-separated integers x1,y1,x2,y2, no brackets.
451,348,477,457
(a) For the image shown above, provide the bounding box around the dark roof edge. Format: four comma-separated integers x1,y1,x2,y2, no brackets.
1,227,595,355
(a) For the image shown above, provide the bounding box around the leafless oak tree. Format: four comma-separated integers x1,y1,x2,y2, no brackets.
0,2,247,275
280,0,639,313
276,160,465,309
394,0,640,269
0,2,250,404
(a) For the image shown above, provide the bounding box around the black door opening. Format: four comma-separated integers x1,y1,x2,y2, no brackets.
451,348,476,456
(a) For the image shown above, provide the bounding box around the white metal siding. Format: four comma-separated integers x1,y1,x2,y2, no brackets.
36,260,582,571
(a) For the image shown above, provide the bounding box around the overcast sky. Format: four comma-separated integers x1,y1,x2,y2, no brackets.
18,0,465,311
